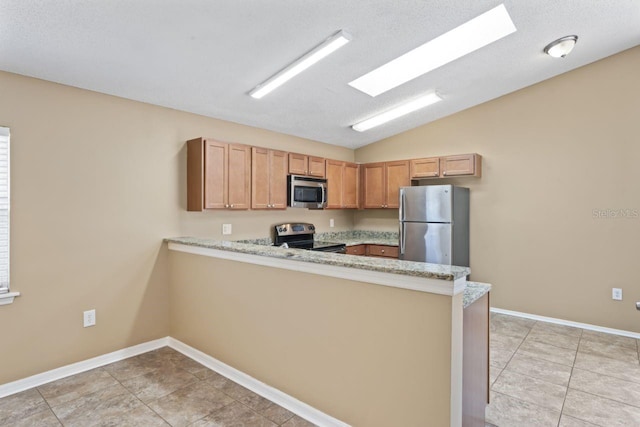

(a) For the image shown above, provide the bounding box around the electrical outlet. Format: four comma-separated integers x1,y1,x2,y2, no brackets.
612,288,623,301
222,224,232,235
330,218,335,228
83,309,96,327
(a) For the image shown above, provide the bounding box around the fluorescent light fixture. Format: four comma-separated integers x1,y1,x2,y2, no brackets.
249,30,351,99
544,35,578,58
349,4,516,97
351,92,442,132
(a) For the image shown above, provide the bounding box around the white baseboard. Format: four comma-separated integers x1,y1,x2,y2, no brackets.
491,307,640,339
0,337,169,399
168,338,350,427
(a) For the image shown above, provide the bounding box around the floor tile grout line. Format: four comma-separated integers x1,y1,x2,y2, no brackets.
565,385,640,411
556,327,581,427
35,388,65,427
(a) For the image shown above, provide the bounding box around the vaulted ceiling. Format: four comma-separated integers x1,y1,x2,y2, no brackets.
1,1,639,148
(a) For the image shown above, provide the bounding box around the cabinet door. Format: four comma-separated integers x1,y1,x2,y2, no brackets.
325,159,343,209
441,154,481,177
204,140,227,209
227,144,251,209
385,161,410,208
251,147,270,209
410,157,440,178
342,162,359,208
269,150,288,209
308,156,326,178
362,162,385,208
288,153,308,175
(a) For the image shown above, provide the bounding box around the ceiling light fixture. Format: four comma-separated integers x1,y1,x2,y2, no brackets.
249,30,351,99
351,92,443,132
349,4,516,97
544,35,578,58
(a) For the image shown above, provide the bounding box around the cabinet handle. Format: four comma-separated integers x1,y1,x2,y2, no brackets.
443,171,447,176
230,204,234,208
381,249,385,253
225,204,229,208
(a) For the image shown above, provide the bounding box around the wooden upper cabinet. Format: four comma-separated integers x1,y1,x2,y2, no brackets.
288,153,307,175
308,156,326,178
288,153,325,178
361,161,409,209
326,160,359,209
441,154,482,177
361,162,385,209
251,147,288,209
252,148,287,210
342,162,359,208
410,157,440,178
326,159,343,209
411,154,482,179
269,150,288,209
227,144,252,209
385,161,410,209
187,138,251,211
202,140,227,209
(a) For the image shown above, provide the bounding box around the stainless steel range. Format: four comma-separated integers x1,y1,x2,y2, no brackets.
273,223,346,253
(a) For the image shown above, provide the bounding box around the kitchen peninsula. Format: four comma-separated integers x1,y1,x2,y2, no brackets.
166,233,490,427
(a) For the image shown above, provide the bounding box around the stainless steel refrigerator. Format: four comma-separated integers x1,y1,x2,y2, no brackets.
399,185,470,266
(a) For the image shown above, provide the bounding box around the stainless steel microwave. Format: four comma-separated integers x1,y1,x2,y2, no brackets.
287,175,327,209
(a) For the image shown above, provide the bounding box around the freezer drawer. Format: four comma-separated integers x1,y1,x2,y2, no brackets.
400,222,452,264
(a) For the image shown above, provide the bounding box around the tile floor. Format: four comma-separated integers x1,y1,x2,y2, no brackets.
486,312,640,427
2,313,639,426
0,347,316,427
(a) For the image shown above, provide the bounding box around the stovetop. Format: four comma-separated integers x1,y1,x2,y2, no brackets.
273,223,346,253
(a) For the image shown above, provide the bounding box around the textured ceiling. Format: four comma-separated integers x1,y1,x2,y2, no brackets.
1,0,639,148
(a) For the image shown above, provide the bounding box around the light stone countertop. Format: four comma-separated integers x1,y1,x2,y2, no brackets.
165,234,470,281
463,282,491,308
314,230,399,247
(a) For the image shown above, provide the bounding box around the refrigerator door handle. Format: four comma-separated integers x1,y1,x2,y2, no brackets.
399,222,406,256
399,190,405,221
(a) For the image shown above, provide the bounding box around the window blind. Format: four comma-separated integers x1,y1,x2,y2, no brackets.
0,127,9,294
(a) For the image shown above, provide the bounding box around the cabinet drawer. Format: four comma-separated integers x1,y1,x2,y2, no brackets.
366,245,399,258
345,245,366,255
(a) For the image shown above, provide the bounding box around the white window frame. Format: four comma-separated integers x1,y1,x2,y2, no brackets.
0,126,17,305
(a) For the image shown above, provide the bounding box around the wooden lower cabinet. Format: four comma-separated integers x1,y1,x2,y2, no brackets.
366,245,399,258
345,245,366,255
462,292,490,427
345,244,398,258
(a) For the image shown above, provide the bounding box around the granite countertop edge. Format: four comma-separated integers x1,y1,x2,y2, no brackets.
164,235,471,281
463,282,491,308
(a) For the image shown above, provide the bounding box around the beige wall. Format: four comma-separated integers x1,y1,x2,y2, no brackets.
355,47,640,332
169,250,454,427
0,71,353,384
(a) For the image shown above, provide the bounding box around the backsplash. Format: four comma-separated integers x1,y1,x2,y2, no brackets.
315,230,399,241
